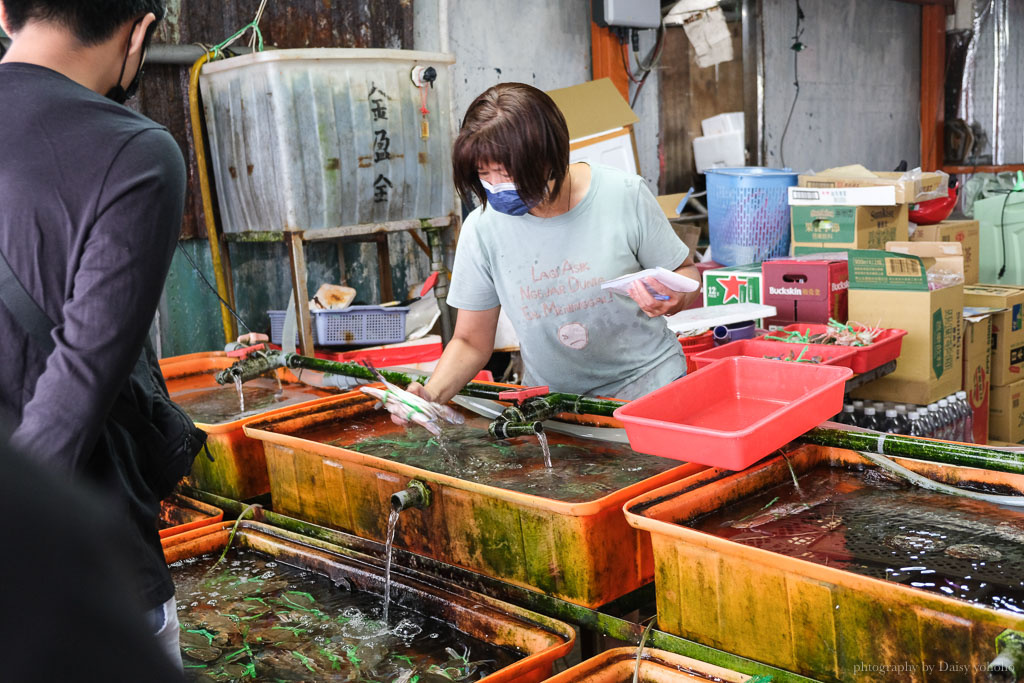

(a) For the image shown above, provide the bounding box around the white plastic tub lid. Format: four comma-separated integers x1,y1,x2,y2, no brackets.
665,303,777,333
703,167,797,178
201,47,455,74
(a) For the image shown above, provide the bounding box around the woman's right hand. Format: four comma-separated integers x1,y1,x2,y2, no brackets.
389,382,465,430
390,382,431,428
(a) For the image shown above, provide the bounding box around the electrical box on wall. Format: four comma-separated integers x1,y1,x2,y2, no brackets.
592,0,661,29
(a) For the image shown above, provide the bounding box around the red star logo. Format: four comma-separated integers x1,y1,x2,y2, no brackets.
720,275,748,303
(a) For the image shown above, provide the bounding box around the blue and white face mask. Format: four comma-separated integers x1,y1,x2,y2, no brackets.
480,178,535,216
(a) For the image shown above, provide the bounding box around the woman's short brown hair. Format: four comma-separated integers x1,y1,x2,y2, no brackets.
452,83,570,211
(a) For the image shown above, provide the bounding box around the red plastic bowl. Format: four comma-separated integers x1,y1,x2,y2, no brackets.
614,357,852,470
909,186,957,225
690,339,857,371
779,324,908,374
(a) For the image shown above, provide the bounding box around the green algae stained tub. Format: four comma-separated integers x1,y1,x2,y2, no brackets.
167,520,573,682
243,391,703,608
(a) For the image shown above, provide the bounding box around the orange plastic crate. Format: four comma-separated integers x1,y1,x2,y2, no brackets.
160,352,344,500
243,389,703,608
166,521,574,683
542,647,752,682
624,445,1024,681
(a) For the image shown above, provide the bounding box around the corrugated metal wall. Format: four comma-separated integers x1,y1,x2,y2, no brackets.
761,0,921,172
141,0,430,356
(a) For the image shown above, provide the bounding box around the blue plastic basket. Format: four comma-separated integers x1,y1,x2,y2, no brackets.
268,306,409,347
705,167,798,266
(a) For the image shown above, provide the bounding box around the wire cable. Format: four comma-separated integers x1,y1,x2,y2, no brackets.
175,242,253,334
998,189,1016,279
779,0,805,168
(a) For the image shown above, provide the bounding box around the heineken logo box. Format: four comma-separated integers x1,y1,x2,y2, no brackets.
703,263,763,307
848,245,964,406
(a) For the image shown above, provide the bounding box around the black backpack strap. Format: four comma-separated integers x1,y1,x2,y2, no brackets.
0,247,56,353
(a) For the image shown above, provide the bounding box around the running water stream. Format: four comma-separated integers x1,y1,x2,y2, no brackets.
233,375,245,413
537,431,552,469
382,507,401,623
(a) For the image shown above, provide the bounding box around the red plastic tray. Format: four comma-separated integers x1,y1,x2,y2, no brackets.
689,339,857,371
776,324,908,374
614,357,852,470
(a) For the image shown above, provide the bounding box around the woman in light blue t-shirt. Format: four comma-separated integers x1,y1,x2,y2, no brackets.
406,83,701,408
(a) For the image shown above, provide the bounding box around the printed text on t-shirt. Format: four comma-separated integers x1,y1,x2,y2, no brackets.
519,259,611,320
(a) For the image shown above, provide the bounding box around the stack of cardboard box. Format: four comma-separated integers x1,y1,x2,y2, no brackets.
789,166,944,255
847,244,964,406
964,285,1024,443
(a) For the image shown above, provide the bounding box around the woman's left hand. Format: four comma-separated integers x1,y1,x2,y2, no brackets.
627,277,686,317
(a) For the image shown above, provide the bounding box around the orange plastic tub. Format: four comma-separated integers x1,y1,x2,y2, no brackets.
614,357,852,470
243,390,703,608
624,444,1024,682
157,493,223,542
542,647,752,682
160,353,344,500
166,520,574,683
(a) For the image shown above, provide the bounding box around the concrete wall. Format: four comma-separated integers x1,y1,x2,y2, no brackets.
761,0,921,172
414,0,663,190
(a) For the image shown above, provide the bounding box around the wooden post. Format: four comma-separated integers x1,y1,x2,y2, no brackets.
920,5,946,171
591,23,630,102
288,232,315,355
374,233,394,303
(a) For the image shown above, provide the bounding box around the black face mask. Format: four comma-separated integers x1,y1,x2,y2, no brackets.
105,18,153,104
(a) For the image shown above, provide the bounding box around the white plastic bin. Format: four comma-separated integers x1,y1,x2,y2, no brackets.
199,49,455,234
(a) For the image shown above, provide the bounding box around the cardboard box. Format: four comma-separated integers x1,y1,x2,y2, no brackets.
547,79,640,175
656,193,703,255
963,312,993,444
989,378,1024,443
791,204,909,255
703,263,762,307
798,165,946,204
848,247,963,405
762,259,848,328
963,285,1024,386
911,219,980,285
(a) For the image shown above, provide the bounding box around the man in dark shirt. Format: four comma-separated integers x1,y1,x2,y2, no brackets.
0,0,185,672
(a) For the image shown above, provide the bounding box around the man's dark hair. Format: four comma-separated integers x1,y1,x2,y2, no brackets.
452,83,570,211
3,0,165,45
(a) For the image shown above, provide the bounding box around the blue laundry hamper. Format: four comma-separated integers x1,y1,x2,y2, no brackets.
705,168,799,266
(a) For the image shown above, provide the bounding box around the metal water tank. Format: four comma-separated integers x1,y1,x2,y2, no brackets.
199,48,455,234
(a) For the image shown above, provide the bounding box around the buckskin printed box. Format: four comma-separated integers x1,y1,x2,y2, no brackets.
762,259,848,328
963,285,1024,386
703,263,763,307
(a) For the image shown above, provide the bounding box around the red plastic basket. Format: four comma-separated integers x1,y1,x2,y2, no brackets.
679,330,715,374
777,324,908,374
689,338,857,371
613,357,852,470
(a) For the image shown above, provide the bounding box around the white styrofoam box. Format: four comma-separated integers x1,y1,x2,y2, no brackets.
568,127,639,176
693,131,744,174
701,112,744,137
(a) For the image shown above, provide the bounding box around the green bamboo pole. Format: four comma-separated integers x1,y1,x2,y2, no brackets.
802,426,1024,476
214,351,625,417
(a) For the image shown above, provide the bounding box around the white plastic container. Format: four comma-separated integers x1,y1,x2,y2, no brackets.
693,131,745,173
701,111,744,137
199,49,455,234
